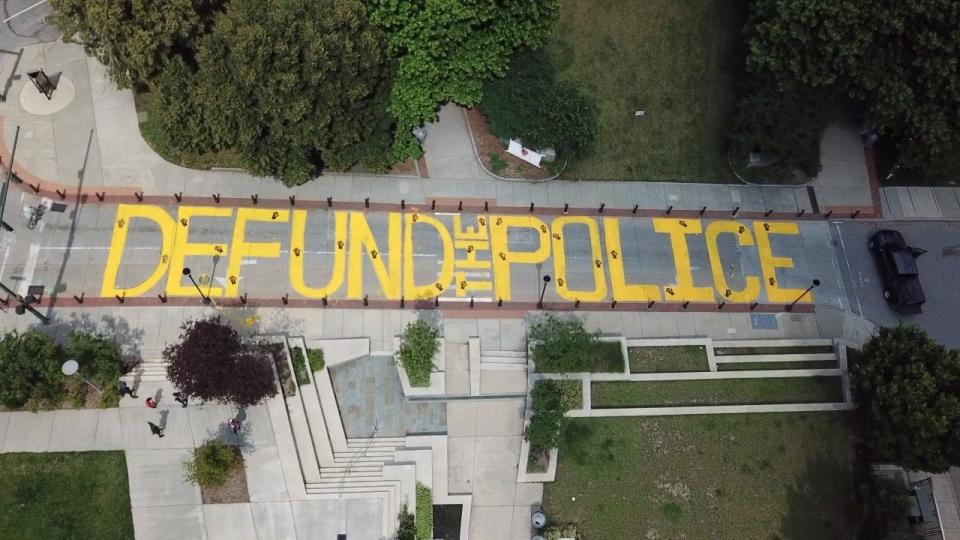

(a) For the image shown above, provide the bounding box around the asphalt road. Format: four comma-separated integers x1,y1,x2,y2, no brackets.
833,220,960,348
0,0,58,50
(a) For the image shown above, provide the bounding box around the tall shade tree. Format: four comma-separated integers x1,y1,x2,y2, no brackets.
850,325,960,472
155,0,396,185
49,0,223,87
371,0,560,159
744,0,960,172
164,317,277,408
0,331,64,409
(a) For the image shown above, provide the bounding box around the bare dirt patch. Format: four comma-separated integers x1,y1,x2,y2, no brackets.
200,447,250,504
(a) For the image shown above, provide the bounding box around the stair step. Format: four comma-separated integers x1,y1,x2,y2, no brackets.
321,465,382,473
478,362,527,371
332,455,395,465
481,350,527,358
713,353,837,364
314,472,387,483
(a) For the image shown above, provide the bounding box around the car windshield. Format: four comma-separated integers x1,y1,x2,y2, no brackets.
890,250,919,275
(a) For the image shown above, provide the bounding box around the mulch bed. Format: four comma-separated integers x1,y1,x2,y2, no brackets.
200,447,250,504
465,108,552,180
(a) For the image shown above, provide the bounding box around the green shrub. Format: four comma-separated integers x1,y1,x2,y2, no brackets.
415,483,433,540
399,320,440,387
185,438,239,487
67,331,124,389
289,347,310,385
307,348,325,372
397,505,416,540
0,330,65,409
489,153,508,175
98,384,120,408
528,314,598,372
526,380,579,456
482,48,598,161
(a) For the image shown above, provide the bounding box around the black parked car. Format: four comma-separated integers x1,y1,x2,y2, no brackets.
868,229,926,313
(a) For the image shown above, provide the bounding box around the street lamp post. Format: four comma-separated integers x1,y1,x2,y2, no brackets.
61,359,102,393
786,279,821,311
537,275,551,309
182,267,212,304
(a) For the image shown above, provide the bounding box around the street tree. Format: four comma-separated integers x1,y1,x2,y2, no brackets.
849,325,960,472
153,0,396,185
49,0,223,88
164,316,276,408
0,331,64,409
370,0,561,160
743,0,960,172
66,330,124,389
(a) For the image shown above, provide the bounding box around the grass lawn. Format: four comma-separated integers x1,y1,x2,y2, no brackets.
544,413,854,539
629,345,709,372
547,0,747,182
588,341,625,372
592,377,843,408
0,451,134,539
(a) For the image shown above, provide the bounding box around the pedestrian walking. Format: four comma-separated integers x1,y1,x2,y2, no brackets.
119,381,137,398
145,397,157,408
147,421,164,438
228,418,242,434
173,392,188,408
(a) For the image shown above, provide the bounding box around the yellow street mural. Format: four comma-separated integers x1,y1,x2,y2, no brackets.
101,205,813,304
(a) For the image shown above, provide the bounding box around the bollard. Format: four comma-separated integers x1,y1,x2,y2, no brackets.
213,193,221,203
498,298,503,307
563,203,569,214
666,205,673,214
717,302,725,310
632,204,638,214
851,210,860,219
574,299,580,309
365,197,370,208
699,206,707,215
824,210,833,219
750,302,758,310
327,196,333,207
96,191,105,201
765,209,773,217
731,206,739,216
797,208,806,217
31,183,41,194
116,292,125,304
458,201,463,211
175,192,182,202
56,189,66,199
158,293,167,304
241,293,247,305
363,295,368,306
682,300,690,309
289,195,296,206
599,203,605,213
322,296,328,306
610,299,617,309
530,202,535,212
400,296,405,308
135,192,143,202
401,199,405,210
484,201,489,212
431,199,436,210
282,294,289,305
469,297,475,308
648,300,655,309
434,297,439,308
74,292,85,304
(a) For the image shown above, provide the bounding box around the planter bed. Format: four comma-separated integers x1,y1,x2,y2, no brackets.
591,377,843,408
628,345,709,373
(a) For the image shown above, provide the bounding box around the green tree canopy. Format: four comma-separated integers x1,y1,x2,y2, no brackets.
744,0,960,172
481,48,597,162
371,0,560,159
850,325,960,472
0,331,64,409
152,0,396,185
49,0,223,87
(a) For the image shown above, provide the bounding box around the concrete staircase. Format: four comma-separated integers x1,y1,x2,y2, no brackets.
477,349,528,395
269,336,466,539
120,358,169,384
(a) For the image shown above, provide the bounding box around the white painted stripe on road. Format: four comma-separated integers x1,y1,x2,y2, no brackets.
18,243,40,296
2,0,48,23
